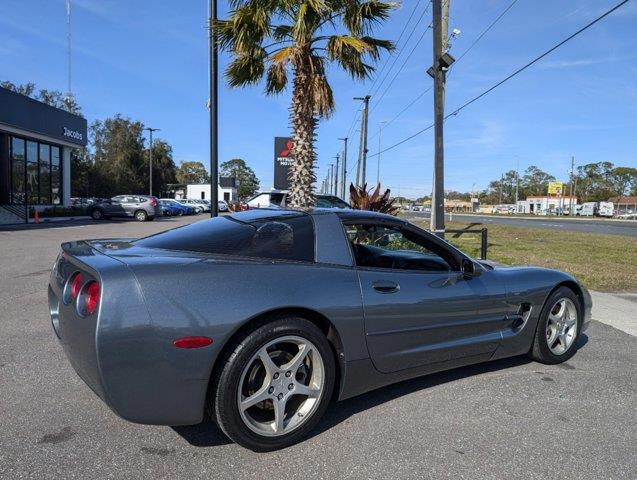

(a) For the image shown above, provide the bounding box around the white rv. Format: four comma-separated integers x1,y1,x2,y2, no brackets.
579,202,596,216
597,201,614,217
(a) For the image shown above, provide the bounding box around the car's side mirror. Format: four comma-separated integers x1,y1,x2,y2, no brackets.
461,258,480,278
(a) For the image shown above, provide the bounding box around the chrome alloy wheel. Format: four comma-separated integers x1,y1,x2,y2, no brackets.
546,298,578,355
237,336,325,437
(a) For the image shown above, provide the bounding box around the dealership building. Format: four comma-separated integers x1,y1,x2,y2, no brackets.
0,86,87,223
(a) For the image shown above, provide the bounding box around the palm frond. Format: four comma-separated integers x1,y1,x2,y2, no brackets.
226,53,266,87
344,1,397,36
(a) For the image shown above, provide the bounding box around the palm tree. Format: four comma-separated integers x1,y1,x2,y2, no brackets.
216,0,395,207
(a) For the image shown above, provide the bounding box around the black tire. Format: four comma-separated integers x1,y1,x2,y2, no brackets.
529,286,582,364
164,210,172,217
210,316,335,451
90,208,104,220
134,210,148,222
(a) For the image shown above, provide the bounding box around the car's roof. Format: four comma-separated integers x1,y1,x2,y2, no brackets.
229,207,399,223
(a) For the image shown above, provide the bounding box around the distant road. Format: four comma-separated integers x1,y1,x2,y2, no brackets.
404,212,637,237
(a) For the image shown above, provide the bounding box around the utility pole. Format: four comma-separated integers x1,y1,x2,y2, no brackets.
569,156,575,214
354,95,371,187
333,154,340,196
328,164,334,195
209,0,219,217
144,127,160,196
430,0,451,237
338,137,348,198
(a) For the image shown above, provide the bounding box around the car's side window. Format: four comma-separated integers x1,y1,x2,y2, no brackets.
346,223,453,272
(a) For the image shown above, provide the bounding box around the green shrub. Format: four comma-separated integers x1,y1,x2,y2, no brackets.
30,206,87,218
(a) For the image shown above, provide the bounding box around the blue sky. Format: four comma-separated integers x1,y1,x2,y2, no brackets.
1,0,636,198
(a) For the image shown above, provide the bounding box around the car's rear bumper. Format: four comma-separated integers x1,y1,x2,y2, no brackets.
50,246,209,426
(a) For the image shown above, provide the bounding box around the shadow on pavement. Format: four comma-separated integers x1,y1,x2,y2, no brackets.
0,217,184,232
171,334,588,449
171,419,232,448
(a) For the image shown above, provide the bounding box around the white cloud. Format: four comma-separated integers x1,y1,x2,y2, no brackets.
540,56,633,69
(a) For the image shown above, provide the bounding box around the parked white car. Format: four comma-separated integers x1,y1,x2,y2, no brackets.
246,190,350,209
179,199,204,214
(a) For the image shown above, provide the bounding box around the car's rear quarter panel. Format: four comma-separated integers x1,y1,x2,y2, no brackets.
124,255,366,424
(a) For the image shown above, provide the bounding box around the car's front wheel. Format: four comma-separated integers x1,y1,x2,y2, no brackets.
529,286,582,364
210,317,335,451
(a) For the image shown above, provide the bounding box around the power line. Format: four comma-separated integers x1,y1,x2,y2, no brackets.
452,0,519,68
371,24,432,113
367,0,630,159
370,0,519,137
366,0,425,95
369,2,431,98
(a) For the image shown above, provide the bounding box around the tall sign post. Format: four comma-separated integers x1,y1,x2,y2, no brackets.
274,137,295,190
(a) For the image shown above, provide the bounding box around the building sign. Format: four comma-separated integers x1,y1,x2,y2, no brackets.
0,87,87,146
548,181,564,195
62,127,83,141
274,136,295,190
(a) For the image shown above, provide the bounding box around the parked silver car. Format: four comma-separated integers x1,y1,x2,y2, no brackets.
87,195,161,221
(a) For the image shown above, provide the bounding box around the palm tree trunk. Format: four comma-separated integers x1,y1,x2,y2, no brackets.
287,61,317,208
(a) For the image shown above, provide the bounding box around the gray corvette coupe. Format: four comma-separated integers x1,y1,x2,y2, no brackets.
49,208,591,451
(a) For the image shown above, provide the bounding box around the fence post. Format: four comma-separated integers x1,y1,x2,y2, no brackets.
481,228,488,260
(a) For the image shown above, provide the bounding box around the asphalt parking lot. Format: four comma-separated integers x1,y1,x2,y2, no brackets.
0,215,635,479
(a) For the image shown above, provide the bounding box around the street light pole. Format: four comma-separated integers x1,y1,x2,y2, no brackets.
144,127,160,196
209,0,219,217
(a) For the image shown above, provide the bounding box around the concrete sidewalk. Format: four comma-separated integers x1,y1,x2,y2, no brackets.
590,291,637,336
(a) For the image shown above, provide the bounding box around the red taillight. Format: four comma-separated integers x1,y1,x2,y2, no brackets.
150,198,158,207
70,273,83,300
82,281,100,316
173,336,213,349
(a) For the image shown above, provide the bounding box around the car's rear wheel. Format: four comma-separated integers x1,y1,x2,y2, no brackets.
529,286,581,364
134,210,148,222
210,317,335,451
91,208,104,220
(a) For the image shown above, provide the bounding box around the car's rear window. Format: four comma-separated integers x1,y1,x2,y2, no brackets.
135,214,315,262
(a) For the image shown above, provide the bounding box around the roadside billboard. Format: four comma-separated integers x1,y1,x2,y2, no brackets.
274,137,295,190
548,181,564,195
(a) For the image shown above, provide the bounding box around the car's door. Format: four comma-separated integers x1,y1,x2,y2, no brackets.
346,222,507,373
105,196,126,217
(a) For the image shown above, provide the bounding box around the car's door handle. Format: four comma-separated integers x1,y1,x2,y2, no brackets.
372,280,400,293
